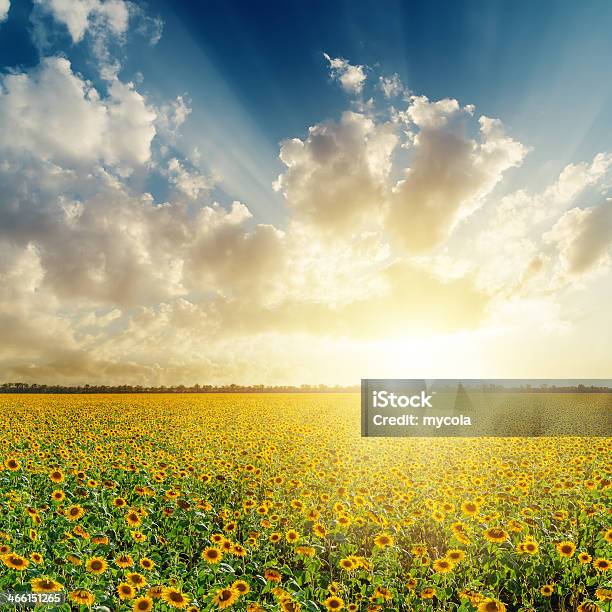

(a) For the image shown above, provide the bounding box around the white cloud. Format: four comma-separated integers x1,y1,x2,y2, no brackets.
323,53,366,95
167,158,210,199
475,152,612,291
545,200,612,278
0,0,9,23
0,57,156,168
274,111,397,233
388,97,528,253
34,0,129,43
156,95,192,141
379,74,404,98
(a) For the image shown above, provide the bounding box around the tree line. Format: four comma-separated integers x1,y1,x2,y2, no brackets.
0,382,360,394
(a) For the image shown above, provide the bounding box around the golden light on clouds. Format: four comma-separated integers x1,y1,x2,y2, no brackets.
1,39,612,384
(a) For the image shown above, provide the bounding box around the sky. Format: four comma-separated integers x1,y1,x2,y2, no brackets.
1,0,612,385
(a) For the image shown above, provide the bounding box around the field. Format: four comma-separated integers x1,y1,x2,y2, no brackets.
0,393,610,612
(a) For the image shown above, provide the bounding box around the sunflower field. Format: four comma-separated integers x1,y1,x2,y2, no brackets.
0,393,610,611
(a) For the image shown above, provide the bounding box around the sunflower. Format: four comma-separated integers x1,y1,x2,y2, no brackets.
231,579,250,595
31,577,63,592
285,529,300,543
373,533,394,548
432,558,455,573
49,469,64,483
118,582,136,600
461,501,479,516
459,589,484,604
604,528,612,544
540,585,554,597
518,539,539,555
116,553,135,568
66,554,82,565
212,587,239,609
373,586,392,601
51,490,65,502
113,497,127,508
556,541,576,558
595,588,612,602
4,457,20,471
231,543,247,557
30,552,43,564
446,549,465,562
313,523,327,538
85,556,107,574
593,558,611,572
162,587,190,609
202,547,223,564
264,568,282,582
280,599,302,612
132,596,154,611
126,511,142,527
420,587,436,599
339,557,356,571
131,531,147,543
127,572,147,589
270,532,282,543
69,589,95,606
147,585,165,599
578,551,592,564
323,596,344,610
66,505,85,521
577,604,601,612
140,557,155,570
477,599,506,612
483,528,509,543
2,553,29,570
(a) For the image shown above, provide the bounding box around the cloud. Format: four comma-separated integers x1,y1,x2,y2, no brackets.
323,53,366,95
387,97,528,253
0,57,156,168
34,0,129,43
274,111,397,233
545,200,612,278
156,95,191,141
379,74,404,98
0,0,9,23
474,152,612,293
166,158,210,199
1,35,610,386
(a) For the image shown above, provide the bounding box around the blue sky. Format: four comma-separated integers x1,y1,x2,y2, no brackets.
1,0,612,384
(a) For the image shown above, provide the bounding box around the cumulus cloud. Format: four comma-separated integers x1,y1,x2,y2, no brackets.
274,111,397,232
544,200,612,278
474,152,612,292
0,0,9,23
388,97,528,253
323,53,366,95
166,158,210,199
0,57,156,168
34,0,129,43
